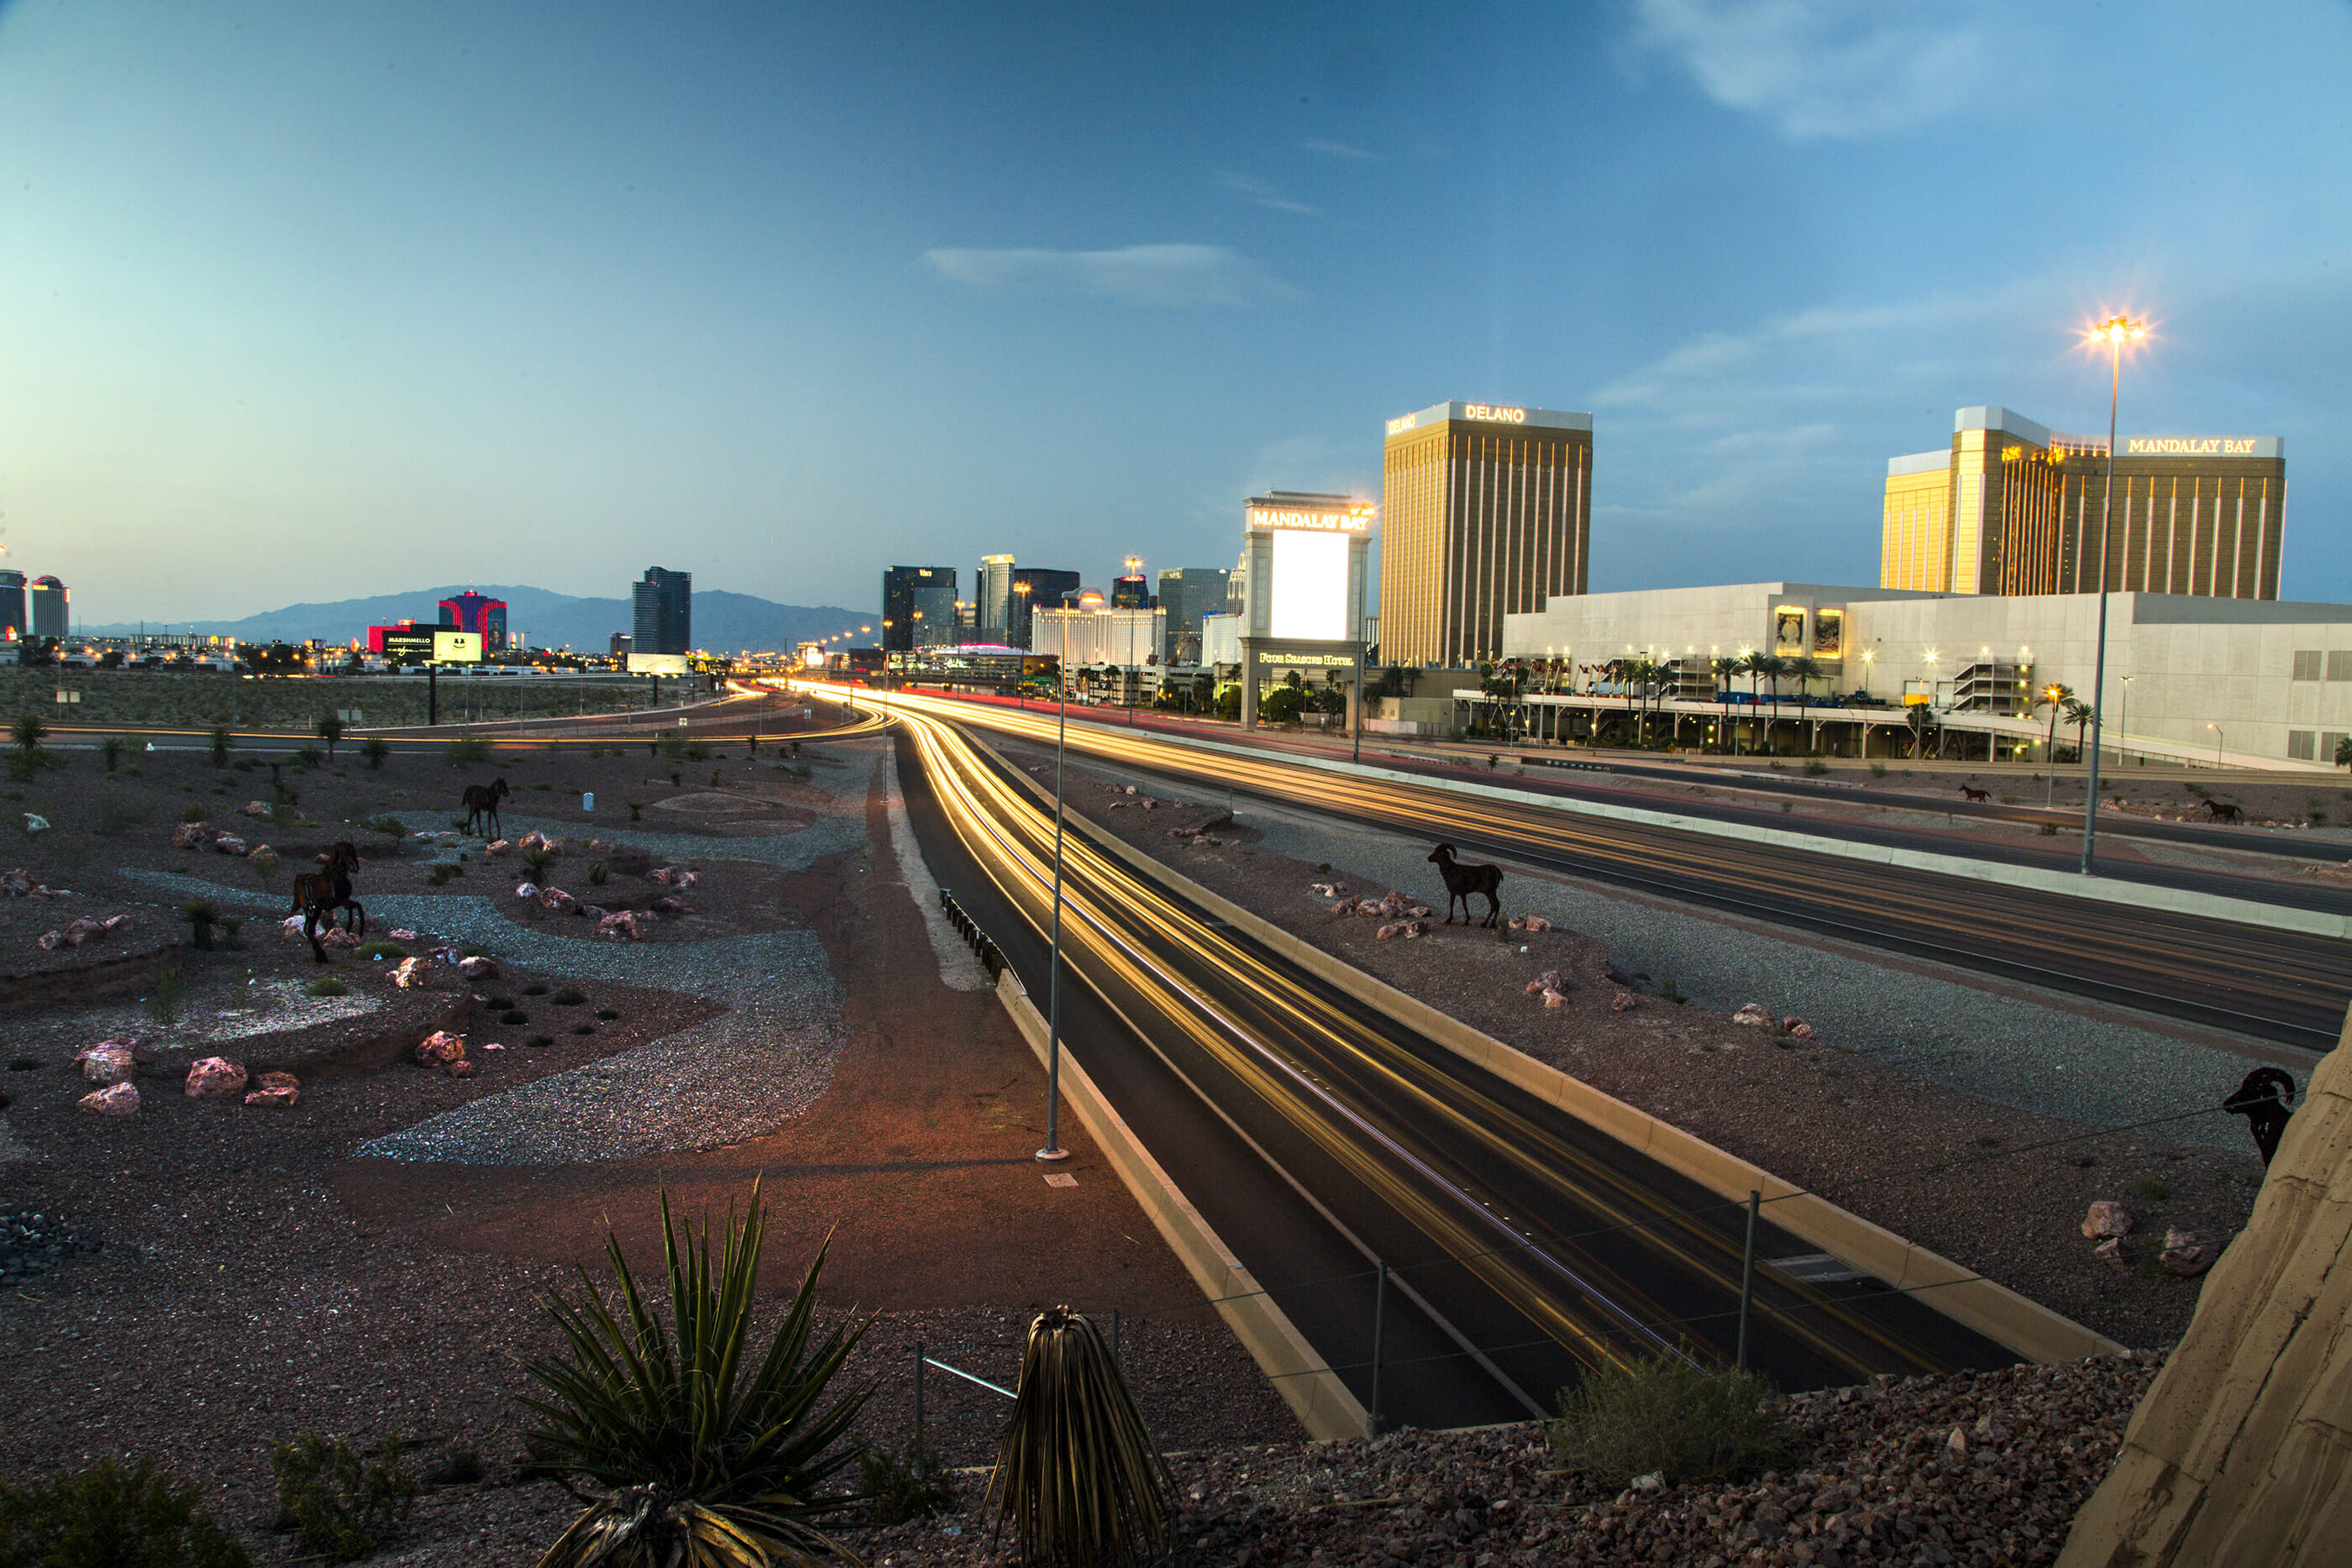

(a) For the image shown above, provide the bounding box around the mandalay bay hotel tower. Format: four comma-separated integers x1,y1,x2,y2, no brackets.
1882,406,2286,600
1381,401,1594,667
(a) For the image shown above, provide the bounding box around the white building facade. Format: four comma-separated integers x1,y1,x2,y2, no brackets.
1502,581,2352,769
1029,605,1166,671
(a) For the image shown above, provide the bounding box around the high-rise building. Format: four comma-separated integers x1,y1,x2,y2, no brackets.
1380,401,1594,668
29,575,68,641
881,565,958,650
1882,406,2286,600
632,566,692,654
977,554,1017,641
1006,567,1080,648
1157,567,1231,663
0,569,24,641
438,590,509,651
610,632,633,658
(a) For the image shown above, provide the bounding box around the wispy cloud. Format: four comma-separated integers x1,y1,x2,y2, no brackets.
921,244,1299,308
1217,172,1319,214
1628,0,1993,139
1299,139,1374,160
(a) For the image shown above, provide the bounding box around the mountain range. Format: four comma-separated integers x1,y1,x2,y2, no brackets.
79,585,874,653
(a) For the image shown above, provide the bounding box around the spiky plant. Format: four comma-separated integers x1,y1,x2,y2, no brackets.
986,1306,1172,1568
522,1184,871,1568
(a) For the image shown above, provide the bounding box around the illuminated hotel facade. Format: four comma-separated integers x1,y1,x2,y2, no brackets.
1381,401,1593,668
1882,406,2286,600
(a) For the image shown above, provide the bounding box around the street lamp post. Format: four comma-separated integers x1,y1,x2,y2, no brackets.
1038,667,1071,1164
2081,312,2147,874
2208,723,2223,769
2042,684,2065,808
2118,674,2132,767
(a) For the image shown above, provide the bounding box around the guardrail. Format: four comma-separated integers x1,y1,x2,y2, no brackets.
937,888,1008,979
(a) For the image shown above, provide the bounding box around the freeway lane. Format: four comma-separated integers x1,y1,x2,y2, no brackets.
861,690,2351,1051
890,700,2019,1429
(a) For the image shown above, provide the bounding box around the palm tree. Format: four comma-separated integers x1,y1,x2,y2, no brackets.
1751,654,1789,753
2337,735,2352,772
2035,684,2075,763
315,713,344,760
2064,697,2096,763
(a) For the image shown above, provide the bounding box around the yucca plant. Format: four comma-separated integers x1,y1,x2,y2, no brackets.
986,1306,1172,1568
522,1184,872,1568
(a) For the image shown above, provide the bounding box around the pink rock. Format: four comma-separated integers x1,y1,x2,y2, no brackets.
414,1030,466,1067
2160,1227,2218,1277
170,822,213,850
389,957,431,989
1402,920,1429,938
35,930,62,951
1730,1004,1772,1027
647,866,677,886
100,914,131,934
242,800,270,817
185,1057,248,1099
78,1082,139,1116
1789,1022,1816,1041
2,867,30,895
539,888,579,915
320,927,360,950
2082,1200,2134,1239
1375,922,1401,940
213,835,249,857
675,870,697,889
444,1058,476,1079
2094,1236,2131,1272
649,895,683,915
388,928,419,941
1611,993,1639,1011
1541,989,1570,1009
244,1072,300,1109
483,839,512,857
76,1042,137,1084
458,955,500,979
514,882,540,901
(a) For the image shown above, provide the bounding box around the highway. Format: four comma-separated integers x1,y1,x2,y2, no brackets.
844,688,2352,1051
885,695,2020,1428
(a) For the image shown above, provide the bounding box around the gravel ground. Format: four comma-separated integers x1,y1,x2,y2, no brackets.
847,1350,2160,1567
1075,753,2286,1154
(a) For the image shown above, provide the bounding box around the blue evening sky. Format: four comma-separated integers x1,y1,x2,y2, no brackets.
2,0,2347,627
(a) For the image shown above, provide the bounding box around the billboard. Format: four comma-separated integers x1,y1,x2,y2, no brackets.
1270,529,1349,640
432,630,481,663
378,627,436,665
627,652,690,676
1773,606,1806,657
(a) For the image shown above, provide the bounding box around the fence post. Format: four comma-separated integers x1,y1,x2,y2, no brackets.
913,1340,925,1448
1737,1191,1759,1372
1368,1261,1388,1442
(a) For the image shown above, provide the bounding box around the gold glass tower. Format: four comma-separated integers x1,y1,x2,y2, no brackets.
1882,407,2285,599
1380,401,1593,667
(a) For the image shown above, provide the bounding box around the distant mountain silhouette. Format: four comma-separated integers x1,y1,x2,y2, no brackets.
78,585,873,654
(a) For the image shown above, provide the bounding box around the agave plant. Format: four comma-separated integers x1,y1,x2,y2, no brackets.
522,1184,871,1568
987,1306,1172,1568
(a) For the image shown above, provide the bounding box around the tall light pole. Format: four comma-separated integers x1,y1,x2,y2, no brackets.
2208,722,2223,769
2080,312,2147,874
2118,674,2132,768
1038,663,1071,1164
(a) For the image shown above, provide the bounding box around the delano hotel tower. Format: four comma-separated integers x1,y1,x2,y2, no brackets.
1381,401,1593,667
1882,406,2286,599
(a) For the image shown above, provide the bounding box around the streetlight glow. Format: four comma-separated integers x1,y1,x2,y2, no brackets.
2078,310,2150,875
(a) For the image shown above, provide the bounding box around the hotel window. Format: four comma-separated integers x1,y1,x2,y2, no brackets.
2292,650,2323,680
2327,732,2351,763
2329,652,2352,681
2289,731,2318,762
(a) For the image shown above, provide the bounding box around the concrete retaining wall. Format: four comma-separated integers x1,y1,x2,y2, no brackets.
992,968,1368,1442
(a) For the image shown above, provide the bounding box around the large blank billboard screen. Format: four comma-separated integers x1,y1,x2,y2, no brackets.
1270,529,1347,640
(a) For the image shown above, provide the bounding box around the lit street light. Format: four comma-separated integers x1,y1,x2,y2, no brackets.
2208,722,2223,769
2042,684,2066,808
2080,312,2149,874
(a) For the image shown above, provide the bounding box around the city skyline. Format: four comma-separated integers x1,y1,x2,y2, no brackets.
2,1,2346,625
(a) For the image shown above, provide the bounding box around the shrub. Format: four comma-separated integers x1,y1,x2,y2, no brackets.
2127,1174,2171,1202
587,860,610,886
522,1186,869,1568
181,899,218,952
529,779,553,791
181,802,210,823
218,915,245,949
361,815,406,836
249,847,281,886
361,737,390,772
1546,1355,1791,1487
444,737,491,766
988,1305,1172,1568
147,967,188,1030
552,988,585,1006
1869,761,1888,779
522,845,556,875
307,977,350,998
100,735,127,773
1803,758,1828,777
209,726,230,768
627,801,643,821
12,712,50,760
294,744,324,768
268,1432,417,1563
427,863,460,887
356,941,407,962
858,1434,956,1525
0,1458,251,1568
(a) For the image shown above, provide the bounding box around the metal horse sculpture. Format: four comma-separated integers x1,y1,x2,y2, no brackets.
291,841,365,963
1428,843,1504,929
2223,1067,2297,1167
461,777,510,839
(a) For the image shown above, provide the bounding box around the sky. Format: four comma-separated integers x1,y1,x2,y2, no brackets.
2,0,2348,627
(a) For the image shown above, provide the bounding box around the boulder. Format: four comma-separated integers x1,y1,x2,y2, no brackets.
2094,1236,2133,1272
649,895,683,915
675,870,698,889
458,955,501,980
1731,1003,1773,1027
1788,1022,1817,1041
279,915,307,939
514,882,540,902
1375,922,1403,940
598,910,651,941
243,800,270,817
444,1058,476,1079
244,1072,300,1109
169,822,213,850
389,957,431,989
1541,989,1571,1009
77,1083,139,1117
2082,1200,2135,1239
414,1030,466,1067
539,887,579,915
2160,1227,2218,1276
76,1042,138,1084
248,847,280,878
1525,968,1564,995
185,1057,248,1099
1611,993,1640,1012
213,835,249,857
1,868,30,895
320,927,360,951
388,928,419,941
483,839,512,857
1402,920,1429,938
34,930,62,951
